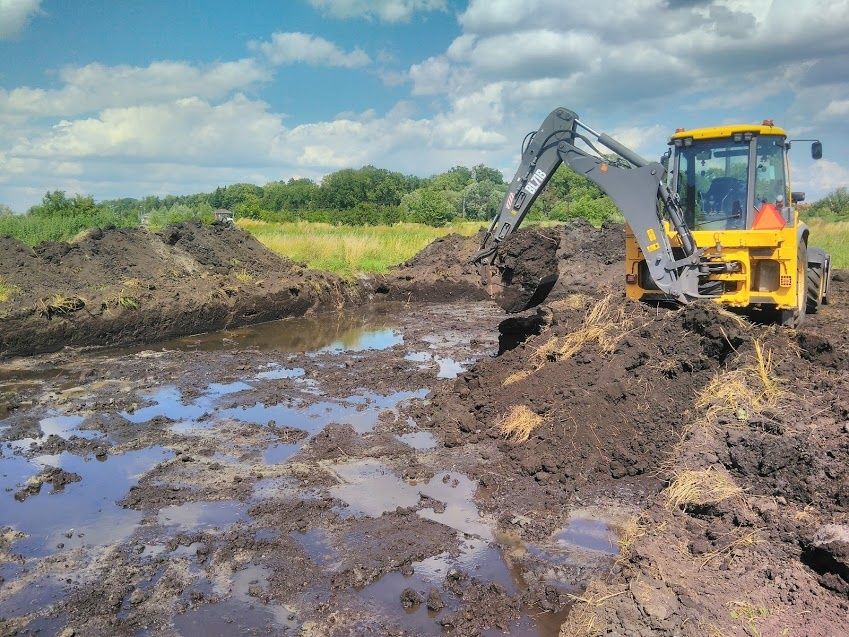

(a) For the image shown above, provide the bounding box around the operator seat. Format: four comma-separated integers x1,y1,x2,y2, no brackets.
704,177,745,214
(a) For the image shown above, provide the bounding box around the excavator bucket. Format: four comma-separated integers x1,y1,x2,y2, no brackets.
482,229,561,313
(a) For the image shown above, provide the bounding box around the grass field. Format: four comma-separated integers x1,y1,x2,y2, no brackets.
241,217,849,276
807,218,849,268
238,219,488,276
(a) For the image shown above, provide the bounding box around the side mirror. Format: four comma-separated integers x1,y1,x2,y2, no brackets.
791,191,805,204
660,149,670,170
812,141,822,160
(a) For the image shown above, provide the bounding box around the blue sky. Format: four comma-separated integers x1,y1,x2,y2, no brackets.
2,0,848,210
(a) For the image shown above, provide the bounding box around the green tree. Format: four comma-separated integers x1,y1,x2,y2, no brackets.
209,183,263,211
262,178,319,212
472,164,504,185
233,193,263,219
317,166,412,209
401,189,457,226
428,166,473,192
807,187,849,220
29,191,97,217
461,180,507,219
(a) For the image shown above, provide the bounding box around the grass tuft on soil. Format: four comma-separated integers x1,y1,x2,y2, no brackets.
665,468,742,509
504,293,631,385
116,289,139,310
616,515,648,559
727,599,770,636
38,294,86,318
694,339,782,429
497,405,544,443
0,277,18,302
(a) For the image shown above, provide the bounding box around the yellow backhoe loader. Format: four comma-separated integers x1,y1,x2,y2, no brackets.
473,108,829,326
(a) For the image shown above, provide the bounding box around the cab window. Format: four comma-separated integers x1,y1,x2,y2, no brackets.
675,139,749,230
754,135,788,220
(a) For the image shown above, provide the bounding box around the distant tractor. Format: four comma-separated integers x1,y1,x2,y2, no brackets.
214,208,235,225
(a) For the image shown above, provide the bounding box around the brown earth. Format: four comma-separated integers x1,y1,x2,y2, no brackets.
366,231,491,304
400,224,849,635
2,220,849,636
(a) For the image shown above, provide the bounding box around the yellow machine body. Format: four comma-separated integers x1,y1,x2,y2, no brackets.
626,222,801,309
625,122,815,313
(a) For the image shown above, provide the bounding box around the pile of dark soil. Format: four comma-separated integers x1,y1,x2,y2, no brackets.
413,295,740,539
409,266,849,634
0,222,354,356
369,220,624,310
559,285,849,635
366,231,490,303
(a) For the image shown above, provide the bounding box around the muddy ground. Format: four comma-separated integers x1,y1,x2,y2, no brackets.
2,221,849,636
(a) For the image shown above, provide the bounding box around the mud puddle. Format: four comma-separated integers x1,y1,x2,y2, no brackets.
0,302,628,635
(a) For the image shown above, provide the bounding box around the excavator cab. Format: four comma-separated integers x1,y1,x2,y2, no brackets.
669,130,790,232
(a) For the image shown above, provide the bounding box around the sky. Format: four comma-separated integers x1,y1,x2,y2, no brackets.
1,0,849,211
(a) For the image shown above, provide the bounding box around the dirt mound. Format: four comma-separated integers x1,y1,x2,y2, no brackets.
159,221,286,275
370,220,625,308
0,221,354,356
487,228,561,313
408,276,849,634
367,231,490,303
412,293,725,539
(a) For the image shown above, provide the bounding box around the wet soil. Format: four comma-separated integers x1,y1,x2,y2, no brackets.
2,301,621,636
3,220,849,636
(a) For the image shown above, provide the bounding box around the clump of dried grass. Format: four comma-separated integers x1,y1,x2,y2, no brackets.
699,529,760,569
502,294,631,386
694,338,782,429
548,292,590,312
502,369,532,385
497,405,544,443
616,514,648,559
116,289,139,309
561,582,627,637
664,468,742,509
728,599,769,636
38,294,85,318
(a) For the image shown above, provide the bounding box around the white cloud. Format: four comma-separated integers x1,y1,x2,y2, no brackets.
0,0,41,39
608,124,666,156
823,99,849,118
0,59,270,117
12,95,286,164
797,159,849,195
249,32,370,68
4,2,849,209
307,0,446,22
418,0,849,113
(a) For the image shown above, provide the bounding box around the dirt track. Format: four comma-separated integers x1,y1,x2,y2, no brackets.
2,222,849,636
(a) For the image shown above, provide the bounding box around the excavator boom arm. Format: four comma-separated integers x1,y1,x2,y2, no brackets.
474,108,707,303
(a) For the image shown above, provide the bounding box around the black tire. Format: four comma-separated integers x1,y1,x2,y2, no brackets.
806,264,822,314
779,242,807,328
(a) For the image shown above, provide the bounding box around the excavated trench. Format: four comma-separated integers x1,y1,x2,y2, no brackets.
0,301,632,636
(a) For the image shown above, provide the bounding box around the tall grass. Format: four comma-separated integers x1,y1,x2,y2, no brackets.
237,219,486,276
806,218,849,268
0,211,137,246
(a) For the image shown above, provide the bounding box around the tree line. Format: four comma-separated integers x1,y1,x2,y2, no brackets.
0,163,627,245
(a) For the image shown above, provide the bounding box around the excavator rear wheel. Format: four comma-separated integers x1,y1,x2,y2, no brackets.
806,264,823,314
